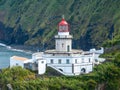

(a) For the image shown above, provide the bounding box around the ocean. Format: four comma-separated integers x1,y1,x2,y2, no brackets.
0,43,32,69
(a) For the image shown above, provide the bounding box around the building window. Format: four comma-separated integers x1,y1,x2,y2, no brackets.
75,59,77,63
59,68,63,71
82,58,84,63
95,59,98,62
29,63,32,69
62,43,64,47
50,59,54,64
16,63,18,66
89,58,91,62
67,45,70,52
66,59,70,64
58,59,61,64
35,63,38,67
41,61,44,63
81,68,86,73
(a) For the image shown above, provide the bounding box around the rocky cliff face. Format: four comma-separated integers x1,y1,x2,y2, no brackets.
0,22,11,43
0,0,120,50
0,22,28,45
0,24,5,41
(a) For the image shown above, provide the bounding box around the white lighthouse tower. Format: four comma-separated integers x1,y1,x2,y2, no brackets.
35,16,103,76
55,16,72,52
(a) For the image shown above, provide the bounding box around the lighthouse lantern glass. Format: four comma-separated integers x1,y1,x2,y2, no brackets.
59,25,68,32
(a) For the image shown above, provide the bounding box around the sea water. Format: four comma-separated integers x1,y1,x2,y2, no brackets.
0,43,32,69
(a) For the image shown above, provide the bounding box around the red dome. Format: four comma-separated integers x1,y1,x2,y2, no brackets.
58,18,69,32
59,18,68,25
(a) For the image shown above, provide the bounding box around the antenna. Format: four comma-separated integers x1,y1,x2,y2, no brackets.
62,15,64,19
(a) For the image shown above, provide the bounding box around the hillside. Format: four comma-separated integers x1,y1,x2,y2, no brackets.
0,0,120,50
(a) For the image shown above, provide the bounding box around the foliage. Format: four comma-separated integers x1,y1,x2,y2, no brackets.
1,59,120,90
0,0,120,50
0,66,35,89
103,35,120,47
0,0,120,89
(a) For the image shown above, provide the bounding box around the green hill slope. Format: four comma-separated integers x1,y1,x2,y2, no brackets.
0,0,120,50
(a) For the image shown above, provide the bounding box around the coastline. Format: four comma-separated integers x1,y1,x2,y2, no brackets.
0,42,42,53
10,45,41,53
0,43,35,69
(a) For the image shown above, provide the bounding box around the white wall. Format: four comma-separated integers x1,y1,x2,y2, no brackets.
56,39,72,52
58,32,69,35
43,54,93,75
32,52,43,61
38,59,46,75
10,58,24,68
73,64,93,75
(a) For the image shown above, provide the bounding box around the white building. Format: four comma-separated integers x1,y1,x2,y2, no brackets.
10,56,38,71
10,17,105,76
10,56,31,68
37,17,105,76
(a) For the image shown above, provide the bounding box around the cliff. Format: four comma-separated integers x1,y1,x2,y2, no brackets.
0,0,120,50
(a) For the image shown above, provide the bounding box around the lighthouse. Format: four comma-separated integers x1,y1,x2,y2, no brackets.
31,16,104,76
55,16,72,52
10,15,105,76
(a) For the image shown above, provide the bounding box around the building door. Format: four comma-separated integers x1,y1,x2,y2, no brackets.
81,68,86,74
67,45,70,52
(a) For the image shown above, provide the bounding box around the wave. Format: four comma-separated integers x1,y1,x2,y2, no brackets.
0,43,7,47
9,48,32,54
0,43,32,54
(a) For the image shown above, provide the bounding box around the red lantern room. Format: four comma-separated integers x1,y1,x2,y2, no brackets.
58,16,69,32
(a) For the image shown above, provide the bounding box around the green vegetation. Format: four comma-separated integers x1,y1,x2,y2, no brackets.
0,66,35,89
1,51,120,90
0,0,120,89
0,0,120,50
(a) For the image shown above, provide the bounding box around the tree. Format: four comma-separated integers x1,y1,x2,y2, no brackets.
0,66,35,89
